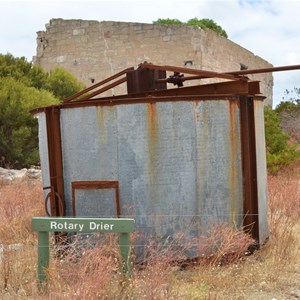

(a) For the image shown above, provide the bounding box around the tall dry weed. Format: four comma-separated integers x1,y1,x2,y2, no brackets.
0,179,43,296
267,164,300,263
196,224,255,266
1,163,299,299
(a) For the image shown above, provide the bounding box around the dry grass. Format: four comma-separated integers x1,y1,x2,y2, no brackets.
0,162,299,299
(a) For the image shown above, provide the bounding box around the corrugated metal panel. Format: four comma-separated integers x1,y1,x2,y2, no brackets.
194,100,243,232
117,102,198,242
254,100,269,244
51,99,246,257
60,106,118,216
37,112,50,194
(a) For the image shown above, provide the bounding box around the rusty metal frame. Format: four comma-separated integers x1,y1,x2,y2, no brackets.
240,96,259,241
35,62,300,246
45,106,65,217
58,62,300,105
48,80,261,111
138,62,245,81
63,67,134,103
226,64,300,76
71,181,120,217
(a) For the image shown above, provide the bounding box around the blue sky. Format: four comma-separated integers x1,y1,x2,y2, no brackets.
0,0,300,107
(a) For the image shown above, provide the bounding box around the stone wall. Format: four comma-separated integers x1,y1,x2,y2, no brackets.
34,18,273,105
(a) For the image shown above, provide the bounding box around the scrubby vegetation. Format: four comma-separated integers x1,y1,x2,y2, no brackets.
264,105,300,173
0,162,299,299
276,88,300,143
0,54,85,168
153,18,228,38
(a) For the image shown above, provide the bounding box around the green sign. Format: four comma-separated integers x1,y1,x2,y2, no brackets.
32,217,135,288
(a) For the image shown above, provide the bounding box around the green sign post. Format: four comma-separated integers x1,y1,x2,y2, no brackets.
32,217,135,286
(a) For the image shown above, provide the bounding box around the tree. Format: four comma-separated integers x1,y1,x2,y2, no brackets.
46,67,86,100
264,106,300,173
0,77,59,168
0,53,86,168
276,88,300,143
153,18,228,38
0,53,48,90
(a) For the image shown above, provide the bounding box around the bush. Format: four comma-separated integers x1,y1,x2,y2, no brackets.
153,18,183,25
264,106,300,173
186,18,228,38
0,77,59,168
47,67,85,100
153,18,228,38
0,53,86,168
0,53,48,90
275,89,300,142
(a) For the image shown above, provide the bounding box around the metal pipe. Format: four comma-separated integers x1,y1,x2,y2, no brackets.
225,64,300,76
63,67,134,103
78,77,127,101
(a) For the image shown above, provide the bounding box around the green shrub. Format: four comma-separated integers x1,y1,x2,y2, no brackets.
153,18,183,25
46,67,86,100
0,53,86,168
264,106,300,173
0,53,48,89
186,18,228,38
153,18,228,38
0,77,59,168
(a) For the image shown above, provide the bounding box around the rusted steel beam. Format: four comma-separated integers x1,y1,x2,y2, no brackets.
139,62,244,81
78,77,127,101
59,95,264,111
240,97,259,241
81,80,260,100
226,64,300,76
145,80,259,97
45,107,65,217
63,67,134,103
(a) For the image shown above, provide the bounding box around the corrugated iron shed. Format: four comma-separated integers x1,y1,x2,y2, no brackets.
32,63,300,256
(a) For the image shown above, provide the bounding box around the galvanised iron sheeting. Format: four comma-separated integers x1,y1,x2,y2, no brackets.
254,100,269,243
38,98,253,257
37,112,51,205
37,112,50,188
35,62,300,258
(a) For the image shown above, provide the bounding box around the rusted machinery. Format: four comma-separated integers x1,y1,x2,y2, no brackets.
32,62,300,256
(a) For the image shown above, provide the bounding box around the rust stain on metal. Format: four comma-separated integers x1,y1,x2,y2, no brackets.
147,103,158,185
95,106,105,129
147,102,157,145
96,106,110,144
193,101,201,122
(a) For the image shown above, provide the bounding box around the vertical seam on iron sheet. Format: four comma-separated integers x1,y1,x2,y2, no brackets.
116,105,121,216
192,100,200,218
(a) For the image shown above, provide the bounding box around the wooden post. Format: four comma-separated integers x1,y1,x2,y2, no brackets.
37,231,49,286
119,232,131,274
